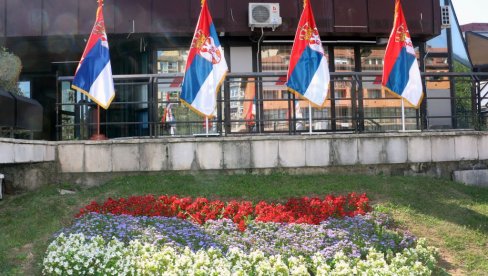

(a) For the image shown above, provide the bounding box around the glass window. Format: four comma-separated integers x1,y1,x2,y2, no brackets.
156,50,189,74
260,45,292,132
368,90,382,99
449,3,472,68
18,81,31,98
156,49,221,136
334,47,354,72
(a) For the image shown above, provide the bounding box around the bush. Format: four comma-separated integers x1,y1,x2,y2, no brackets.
0,47,22,95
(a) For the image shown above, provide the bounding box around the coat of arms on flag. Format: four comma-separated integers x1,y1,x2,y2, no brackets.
71,0,115,110
180,0,228,118
286,0,330,107
382,0,423,108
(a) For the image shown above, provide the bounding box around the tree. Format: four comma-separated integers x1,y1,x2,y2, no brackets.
0,47,22,95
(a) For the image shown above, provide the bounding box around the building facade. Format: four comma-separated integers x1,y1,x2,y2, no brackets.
1,0,483,140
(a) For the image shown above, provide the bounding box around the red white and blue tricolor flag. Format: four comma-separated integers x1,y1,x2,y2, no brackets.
181,0,228,117
71,0,115,109
286,0,330,107
382,0,423,108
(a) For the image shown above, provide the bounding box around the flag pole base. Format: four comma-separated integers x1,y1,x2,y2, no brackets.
90,134,108,140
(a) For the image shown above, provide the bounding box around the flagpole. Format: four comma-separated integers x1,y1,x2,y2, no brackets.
97,105,100,136
90,104,107,140
308,102,313,134
401,98,406,131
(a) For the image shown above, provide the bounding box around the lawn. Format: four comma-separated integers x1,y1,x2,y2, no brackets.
0,173,487,275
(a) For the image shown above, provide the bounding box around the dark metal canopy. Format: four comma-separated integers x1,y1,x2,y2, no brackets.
0,88,43,131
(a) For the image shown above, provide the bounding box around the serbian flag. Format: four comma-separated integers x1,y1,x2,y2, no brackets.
382,0,423,108
286,0,330,107
181,0,228,118
71,0,115,110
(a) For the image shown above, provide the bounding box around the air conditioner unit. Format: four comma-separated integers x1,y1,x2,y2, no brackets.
441,6,450,28
249,3,282,31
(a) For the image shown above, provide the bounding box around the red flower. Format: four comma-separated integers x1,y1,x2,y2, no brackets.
74,193,372,231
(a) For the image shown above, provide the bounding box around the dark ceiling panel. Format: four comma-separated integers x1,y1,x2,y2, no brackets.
6,0,42,37
368,0,394,34
310,0,334,33
0,0,441,39
115,0,151,34
370,0,436,37
333,0,369,33
43,0,78,35
402,0,434,35
0,0,5,36
153,0,191,34
202,0,226,31
79,0,115,35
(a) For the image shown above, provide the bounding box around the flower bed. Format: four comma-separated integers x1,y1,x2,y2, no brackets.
43,194,440,275
76,193,371,231
44,234,438,275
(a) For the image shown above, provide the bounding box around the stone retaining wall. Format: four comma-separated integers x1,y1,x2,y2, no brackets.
57,132,488,172
1,132,487,189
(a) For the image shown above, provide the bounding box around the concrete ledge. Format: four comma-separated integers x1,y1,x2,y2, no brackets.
48,132,488,174
0,139,55,164
455,136,479,160
252,140,279,168
169,142,195,170
0,132,487,189
431,136,455,162
223,141,251,169
140,143,167,171
279,140,306,167
453,169,488,187
305,139,330,166
408,136,432,162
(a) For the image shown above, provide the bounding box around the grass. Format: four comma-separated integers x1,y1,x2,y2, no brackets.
0,173,487,275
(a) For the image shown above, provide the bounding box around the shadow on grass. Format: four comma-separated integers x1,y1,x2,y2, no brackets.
371,180,488,235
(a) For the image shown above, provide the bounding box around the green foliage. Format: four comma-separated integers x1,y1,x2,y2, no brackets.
453,61,479,128
0,47,22,95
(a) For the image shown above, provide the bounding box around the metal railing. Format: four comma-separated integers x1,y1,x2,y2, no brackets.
56,72,488,140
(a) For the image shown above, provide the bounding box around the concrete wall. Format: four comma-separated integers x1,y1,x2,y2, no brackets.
1,131,488,189
0,138,55,164
55,132,488,172
0,138,56,191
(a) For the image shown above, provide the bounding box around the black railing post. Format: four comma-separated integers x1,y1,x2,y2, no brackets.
445,8,457,129
472,77,479,130
149,76,154,137
55,71,60,141
328,45,337,131
220,78,228,135
288,92,293,135
354,46,364,133
350,76,358,132
419,43,428,130
476,80,485,130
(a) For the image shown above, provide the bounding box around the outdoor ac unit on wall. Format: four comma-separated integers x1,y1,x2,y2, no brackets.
249,3,282,31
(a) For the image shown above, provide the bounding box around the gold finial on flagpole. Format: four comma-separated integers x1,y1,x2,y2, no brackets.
201,0,206,7
303,0,308,9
